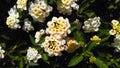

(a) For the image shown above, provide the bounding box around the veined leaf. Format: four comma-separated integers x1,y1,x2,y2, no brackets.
94,58,108,68
68,54,83,67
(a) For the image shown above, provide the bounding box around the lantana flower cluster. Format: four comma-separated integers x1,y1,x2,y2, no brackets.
109,20,120,52
29,0,53,22
39,17,72,56
0,46,5,59
26,47,42,62
57,0,79,15
6,6,20,29
82,17,101,33
17,0,28,10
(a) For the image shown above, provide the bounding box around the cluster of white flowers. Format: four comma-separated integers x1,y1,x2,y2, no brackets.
6,6,21,29
109,20,120,52
57,0,79,15
29,0,52,22
26,47,42,62
35,29,45,43
0,46,5,59
82,17,101,33
39,17,71,56
23,19,34,32
112,34,120,52
41,35,65,56
46,17,71,39
17,0,27,10
109,20,120,35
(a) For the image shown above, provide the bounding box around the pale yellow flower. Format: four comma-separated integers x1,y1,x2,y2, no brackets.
111,20,119,26
17,0,27,10
62,0,71,5
109,29,117,35
90,35,101,41
65,38,79,53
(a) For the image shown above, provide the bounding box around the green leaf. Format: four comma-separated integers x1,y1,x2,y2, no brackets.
113,62,120,68
87,41,99,51
84,10,95,18
42,53,50,64
29,35,37,46
68,54,83,67
101,36,110,42
94,58,108,68
29,62,39,66
99,29,109,36
38,35,45,44
1,35,10,40
0,43,6,49
73,31,85,42
79,2,90,14
20,49,27,54
42,53,48,61
19,59,23,68
70,26,77,32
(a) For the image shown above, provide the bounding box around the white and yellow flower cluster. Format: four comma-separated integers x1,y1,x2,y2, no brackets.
26,47,42,62
6,6,21,29
110,20,120,52
46,17,71,39
17,0,27,10
57,0,79,15
23,19,34,32
82,17,101,33
35,29,45,43
109,20,120,35
29,0,52,22
39,17,71,56
41,35,65,56
0,46,5,59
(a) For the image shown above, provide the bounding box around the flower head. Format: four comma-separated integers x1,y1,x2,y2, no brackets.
41,35,65,56
109,20,120,35
26,47,42,62
57,0,79,15
89,56,96,63
23,19,34,32
35,29,45,43
82,17,101,33
65,38,79,53
90,35,101,41
29,0,52,22
46,17,71,38
0,46,5,59
6,5,21,29
17,0,27,10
